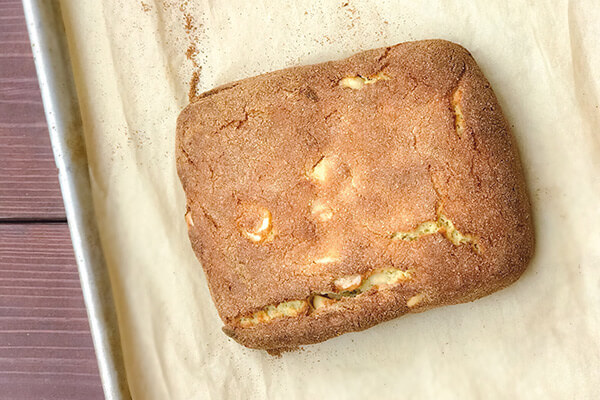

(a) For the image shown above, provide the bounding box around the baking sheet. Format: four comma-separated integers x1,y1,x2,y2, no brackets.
21,1,128,398
59,0,600,398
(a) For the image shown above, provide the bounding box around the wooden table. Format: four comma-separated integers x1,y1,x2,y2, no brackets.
1,0,104,398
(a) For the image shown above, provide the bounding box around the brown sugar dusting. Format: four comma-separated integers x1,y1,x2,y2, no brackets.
340,1,360,30
140,2,152,12
179,1,203,103
188,70,201,102
186,44,198,66
184,13,195,33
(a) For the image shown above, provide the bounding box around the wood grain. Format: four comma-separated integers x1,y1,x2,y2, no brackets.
0,0,105,398
0,0,66,220
0,224,103,399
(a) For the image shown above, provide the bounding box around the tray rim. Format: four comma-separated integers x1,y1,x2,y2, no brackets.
21,1,130,398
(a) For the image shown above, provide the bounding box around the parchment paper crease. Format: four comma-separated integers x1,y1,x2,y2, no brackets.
59,1,600,398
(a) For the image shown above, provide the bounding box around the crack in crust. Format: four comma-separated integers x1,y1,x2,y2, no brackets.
237,268,413,327
451,65,467,137
452,87,466,137
390,213,480,253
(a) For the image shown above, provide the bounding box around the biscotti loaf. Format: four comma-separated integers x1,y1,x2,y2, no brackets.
176,39,534,352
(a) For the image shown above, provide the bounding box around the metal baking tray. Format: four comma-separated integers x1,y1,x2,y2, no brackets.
21,1,130,398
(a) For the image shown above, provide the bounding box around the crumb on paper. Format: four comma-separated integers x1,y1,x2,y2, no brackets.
179,2,204,103
188,70,201,102
186,44,198,62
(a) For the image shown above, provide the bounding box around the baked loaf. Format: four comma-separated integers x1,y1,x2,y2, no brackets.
176,40,534,352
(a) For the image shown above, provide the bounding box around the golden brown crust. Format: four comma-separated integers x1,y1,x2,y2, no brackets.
176,39,534,352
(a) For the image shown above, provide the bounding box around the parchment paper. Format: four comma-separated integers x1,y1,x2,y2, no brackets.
59,1,600,398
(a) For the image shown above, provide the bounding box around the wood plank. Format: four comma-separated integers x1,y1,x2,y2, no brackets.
0,0,66,220
1,375,103,400
0,223,103,399
0,1,106,397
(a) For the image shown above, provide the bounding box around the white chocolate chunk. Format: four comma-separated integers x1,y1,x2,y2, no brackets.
339,72,390,89
334,274,362,291
185,210,194,227
407,293,425,307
